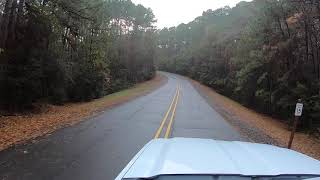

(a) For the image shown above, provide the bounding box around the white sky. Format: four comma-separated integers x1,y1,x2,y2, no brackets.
131,0,252,28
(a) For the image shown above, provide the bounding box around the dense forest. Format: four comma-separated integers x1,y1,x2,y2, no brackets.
0,0,156,111
156,0,320,131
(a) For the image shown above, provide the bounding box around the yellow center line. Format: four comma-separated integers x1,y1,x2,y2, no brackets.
154,86,179,139
164,85,180,139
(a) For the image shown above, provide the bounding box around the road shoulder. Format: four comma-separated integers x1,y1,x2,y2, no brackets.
189,78,320,160
0,73,168,151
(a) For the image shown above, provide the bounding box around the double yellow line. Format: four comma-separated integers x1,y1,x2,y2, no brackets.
154,85,180,139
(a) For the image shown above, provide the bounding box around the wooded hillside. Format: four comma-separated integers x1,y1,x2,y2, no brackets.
1,0,320,132
0,0,156,112
156,0,320,131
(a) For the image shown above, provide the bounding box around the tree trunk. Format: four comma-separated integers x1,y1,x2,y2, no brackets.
317,41,320,79
277,17,286,39
310,34,316,74
280,3,290,37
89,28,94,62
0,0,13,49
7,0,17,48
304,21,309,62
0,2,3,26
313,27,320,80
16,0,24,24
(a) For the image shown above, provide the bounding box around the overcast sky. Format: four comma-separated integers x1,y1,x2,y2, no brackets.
131,0,252,28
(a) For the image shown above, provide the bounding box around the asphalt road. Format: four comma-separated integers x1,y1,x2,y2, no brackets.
0,72,245,180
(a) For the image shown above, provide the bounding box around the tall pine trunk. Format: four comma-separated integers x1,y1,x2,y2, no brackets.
16,0,24,25
7,0,17,48
0,0,12,49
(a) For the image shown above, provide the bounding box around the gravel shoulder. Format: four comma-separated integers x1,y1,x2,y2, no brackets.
0,73,167,152
190,78,320,160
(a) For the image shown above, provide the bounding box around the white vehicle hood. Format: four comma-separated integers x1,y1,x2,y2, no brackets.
116,138,320,179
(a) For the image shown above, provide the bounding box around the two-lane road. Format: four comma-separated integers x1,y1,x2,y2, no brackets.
0,72,245,180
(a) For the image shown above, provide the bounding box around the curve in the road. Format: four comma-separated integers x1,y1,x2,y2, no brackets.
0,72,245,180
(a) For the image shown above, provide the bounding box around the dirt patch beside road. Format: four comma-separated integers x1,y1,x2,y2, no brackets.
0,73,167,151
190,79,320,160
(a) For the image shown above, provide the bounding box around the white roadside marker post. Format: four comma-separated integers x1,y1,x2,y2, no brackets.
288,99,303,149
